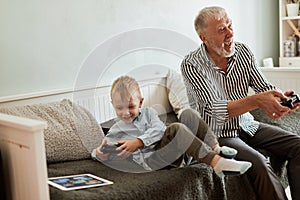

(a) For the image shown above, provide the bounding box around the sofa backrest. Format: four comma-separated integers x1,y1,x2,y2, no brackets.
0,99,104,163
0,69,190,163
0,68,190,122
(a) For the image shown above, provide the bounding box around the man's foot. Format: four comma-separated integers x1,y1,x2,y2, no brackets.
213,157,252,178
214,146,237,159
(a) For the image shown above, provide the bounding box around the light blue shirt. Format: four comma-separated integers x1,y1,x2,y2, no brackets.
105,107,166,170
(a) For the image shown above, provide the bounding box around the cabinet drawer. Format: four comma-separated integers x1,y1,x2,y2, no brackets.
279,57,300,67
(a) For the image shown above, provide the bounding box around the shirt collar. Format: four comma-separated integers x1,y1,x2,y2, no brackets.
133,110,142,122
199,43,211,64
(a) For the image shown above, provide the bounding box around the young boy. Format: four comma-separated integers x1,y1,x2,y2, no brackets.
92,76,251,177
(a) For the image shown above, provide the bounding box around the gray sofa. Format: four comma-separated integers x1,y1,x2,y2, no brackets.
0,99,298,200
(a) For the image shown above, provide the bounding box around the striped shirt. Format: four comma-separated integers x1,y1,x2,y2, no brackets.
181,42,278,138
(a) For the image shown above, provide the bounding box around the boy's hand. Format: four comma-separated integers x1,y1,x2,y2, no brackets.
96,139,109,161
117,138,144,158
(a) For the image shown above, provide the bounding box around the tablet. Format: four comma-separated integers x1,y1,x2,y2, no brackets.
48,174,113,191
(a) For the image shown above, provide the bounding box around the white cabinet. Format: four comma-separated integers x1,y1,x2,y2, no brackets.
260,67,300,94
279,0,300,67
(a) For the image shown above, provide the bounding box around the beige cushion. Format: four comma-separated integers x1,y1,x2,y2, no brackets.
166,69,190,117
0,99,104,163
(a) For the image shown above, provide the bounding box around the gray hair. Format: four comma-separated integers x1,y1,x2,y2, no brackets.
194,6,228,36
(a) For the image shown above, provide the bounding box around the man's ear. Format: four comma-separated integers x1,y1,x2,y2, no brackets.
139,97,144,108
199,34,206,43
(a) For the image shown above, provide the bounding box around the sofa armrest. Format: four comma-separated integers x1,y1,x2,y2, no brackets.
0,113,49,200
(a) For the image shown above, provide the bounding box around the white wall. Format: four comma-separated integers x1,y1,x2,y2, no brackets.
0,0,278,98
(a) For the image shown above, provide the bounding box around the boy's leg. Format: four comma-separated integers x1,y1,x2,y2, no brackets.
146,123,216,170
179,108,217,147
179,108,237,159
146,123,252,177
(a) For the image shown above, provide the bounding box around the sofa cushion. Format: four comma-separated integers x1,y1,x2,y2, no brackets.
0,99,104,163
48,159,228,200
166,69,190,117
250,108,300,134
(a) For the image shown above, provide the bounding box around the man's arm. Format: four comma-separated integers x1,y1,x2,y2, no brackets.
228,90,289,119
181,57,290,120
241,48,292,118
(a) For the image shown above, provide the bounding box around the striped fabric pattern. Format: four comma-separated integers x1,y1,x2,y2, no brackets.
181,42,277,138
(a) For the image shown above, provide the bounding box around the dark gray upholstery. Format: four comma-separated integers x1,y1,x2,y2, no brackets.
49,109,300,200
3,100,294,200
48,160,227,200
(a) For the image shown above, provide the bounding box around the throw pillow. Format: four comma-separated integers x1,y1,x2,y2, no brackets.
166,69,190,117
0,99,104,163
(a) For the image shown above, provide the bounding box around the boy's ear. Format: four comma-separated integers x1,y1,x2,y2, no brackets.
139,97,144,108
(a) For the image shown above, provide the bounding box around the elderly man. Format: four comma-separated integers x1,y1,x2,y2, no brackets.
181,6,300,200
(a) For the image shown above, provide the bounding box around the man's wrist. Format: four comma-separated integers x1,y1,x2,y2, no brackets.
247,94,260,110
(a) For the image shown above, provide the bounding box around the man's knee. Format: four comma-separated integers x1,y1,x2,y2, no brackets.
247,156,273,177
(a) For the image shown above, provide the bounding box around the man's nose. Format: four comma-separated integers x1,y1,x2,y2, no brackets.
226,27,233,37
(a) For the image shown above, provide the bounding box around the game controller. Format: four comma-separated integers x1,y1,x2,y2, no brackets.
280,94,300,109
101,143,122,154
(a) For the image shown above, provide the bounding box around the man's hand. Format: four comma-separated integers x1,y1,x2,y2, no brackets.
228,90,289,118
256,90,290,119
283,90,300,113
284,90,294,97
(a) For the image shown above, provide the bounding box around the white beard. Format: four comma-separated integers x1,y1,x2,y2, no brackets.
211,41,235,57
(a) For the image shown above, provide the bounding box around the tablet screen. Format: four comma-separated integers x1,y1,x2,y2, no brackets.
48,174,113,191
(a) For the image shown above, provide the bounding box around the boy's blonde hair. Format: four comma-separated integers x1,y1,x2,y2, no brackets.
110,76,142,101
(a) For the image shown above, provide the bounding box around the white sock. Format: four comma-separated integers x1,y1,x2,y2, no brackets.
213,157,252,178
214,146,237,159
